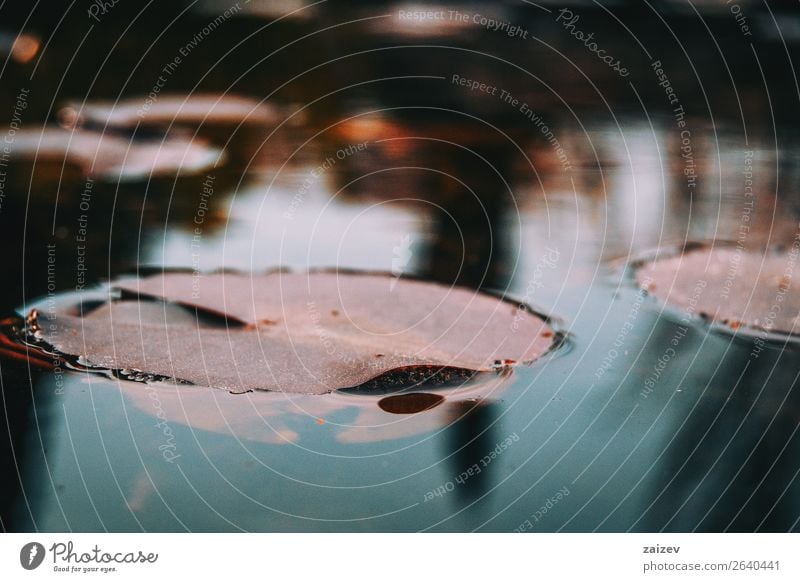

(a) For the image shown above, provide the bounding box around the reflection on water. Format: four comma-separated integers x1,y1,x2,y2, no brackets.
2,0,800,531
444,400,498,503
636,333,800,532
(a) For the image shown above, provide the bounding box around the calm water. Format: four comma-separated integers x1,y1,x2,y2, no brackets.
1,1,799,532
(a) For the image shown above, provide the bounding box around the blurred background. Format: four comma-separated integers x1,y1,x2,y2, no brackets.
1,0,799,532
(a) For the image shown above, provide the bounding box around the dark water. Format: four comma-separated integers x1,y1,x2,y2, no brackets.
1,1,799,532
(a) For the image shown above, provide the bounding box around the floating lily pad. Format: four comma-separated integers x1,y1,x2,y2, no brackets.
59,94,280,130
11,127,222,180
634,244,800,337
25,271,556,394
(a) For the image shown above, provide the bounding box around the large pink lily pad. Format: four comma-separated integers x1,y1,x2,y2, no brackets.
28,271,556,394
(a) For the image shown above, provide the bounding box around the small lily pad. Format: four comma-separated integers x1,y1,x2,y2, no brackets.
634,244,800,338
59,94,280,130
11,127,222,180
